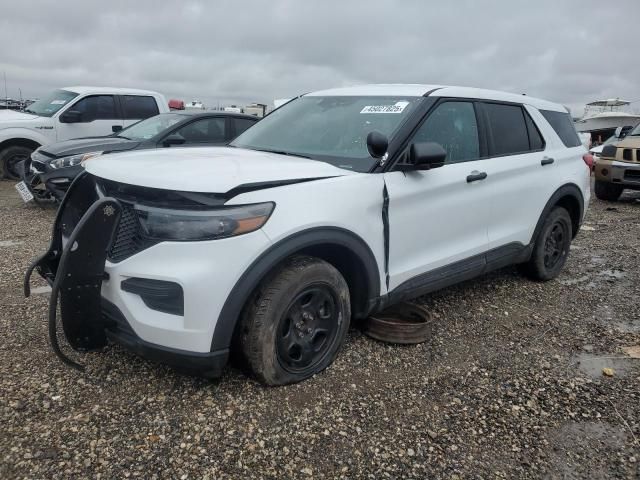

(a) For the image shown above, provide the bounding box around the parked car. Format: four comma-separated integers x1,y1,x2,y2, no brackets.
17,111,259,203
593,122,640,201
0,86,168,179
589,125,633,156
25,84,591,385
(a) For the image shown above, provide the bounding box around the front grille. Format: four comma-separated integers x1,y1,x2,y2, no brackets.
108,203,156,263
624,170,640,181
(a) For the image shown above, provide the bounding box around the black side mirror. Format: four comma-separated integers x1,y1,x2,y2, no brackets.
112,125,123,133
163,133,186,147
366,131,388,158
397,142,447,171
60,110,83,123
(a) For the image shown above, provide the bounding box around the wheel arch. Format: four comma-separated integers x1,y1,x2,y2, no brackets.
0,137,42,153
533,183,585,241
210,227,381,351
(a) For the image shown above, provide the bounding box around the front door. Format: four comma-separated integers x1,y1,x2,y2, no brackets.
384,100,491,292
55,95,123,140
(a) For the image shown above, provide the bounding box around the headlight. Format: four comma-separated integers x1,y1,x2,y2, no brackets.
136,202,275,241
50,151,102,169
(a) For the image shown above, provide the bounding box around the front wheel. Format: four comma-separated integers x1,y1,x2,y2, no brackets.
594,180,623,202
238,255,351,385
1,145,34,180
521,207,572,281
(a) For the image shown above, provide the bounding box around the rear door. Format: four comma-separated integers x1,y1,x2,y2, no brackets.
384,99,491,291
120,95,160,127
477,102,553,249
56,94,123,140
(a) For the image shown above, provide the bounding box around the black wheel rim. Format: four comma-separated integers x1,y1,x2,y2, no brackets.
543,221,568,269
276,284,341,373
6,152,28,179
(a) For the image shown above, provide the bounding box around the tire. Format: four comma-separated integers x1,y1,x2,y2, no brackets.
238,255,351,385
594,180,623,202
1,145,35,180
521,207,572,281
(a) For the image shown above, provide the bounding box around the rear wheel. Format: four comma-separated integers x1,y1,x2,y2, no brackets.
1,145,34,180
521,207,572,281
594,180,623,201
238,255,351,385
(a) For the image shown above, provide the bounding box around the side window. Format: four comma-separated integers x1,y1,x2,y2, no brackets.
122,95,160,120
174,117,226,143
70,95,118,121
484,103,530,156
524,109,545,150
412,101,480,163
540,110,581,147
234,118,257,136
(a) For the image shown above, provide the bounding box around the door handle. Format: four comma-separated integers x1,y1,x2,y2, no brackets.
541,157,554,166
466,171,487,183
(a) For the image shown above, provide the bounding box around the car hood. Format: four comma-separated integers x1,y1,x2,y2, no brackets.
40,137,141,159
0,109,41,123
613,136,640,149
85,146,357,193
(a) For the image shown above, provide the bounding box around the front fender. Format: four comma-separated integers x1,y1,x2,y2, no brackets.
0,127,50,147
210,227,381,351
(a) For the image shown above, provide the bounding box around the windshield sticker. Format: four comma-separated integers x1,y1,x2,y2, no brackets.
50,100,67,105
360,101,409,114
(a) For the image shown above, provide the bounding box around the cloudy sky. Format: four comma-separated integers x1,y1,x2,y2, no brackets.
1,0,639,115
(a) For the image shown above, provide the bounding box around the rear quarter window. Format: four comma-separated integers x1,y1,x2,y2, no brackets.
540,110,581,147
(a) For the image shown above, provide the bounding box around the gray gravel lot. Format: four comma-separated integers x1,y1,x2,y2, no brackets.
1,180,639,479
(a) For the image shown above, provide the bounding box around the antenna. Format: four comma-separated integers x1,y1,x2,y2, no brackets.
4,72,7,105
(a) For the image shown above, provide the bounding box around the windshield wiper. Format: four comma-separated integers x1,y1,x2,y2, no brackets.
115,135,131,140
24,108,37,115
248,147,311,159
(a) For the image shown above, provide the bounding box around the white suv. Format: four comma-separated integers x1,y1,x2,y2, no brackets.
1,86,168,179
26,84,591,385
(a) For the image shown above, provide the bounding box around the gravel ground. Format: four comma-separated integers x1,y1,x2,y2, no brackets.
1,180,639,479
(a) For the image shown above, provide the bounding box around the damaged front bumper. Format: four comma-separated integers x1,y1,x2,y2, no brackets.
24,172,228,377
20,155,80,203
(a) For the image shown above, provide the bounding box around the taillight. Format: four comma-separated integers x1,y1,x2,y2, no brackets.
582,153,594,171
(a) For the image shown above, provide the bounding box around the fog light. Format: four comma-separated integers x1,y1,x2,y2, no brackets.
601,168,608,176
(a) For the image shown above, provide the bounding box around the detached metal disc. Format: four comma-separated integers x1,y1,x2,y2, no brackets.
364,302,433,344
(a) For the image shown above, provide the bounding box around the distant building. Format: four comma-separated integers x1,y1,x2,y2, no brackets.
185,100,205,110
244,103,268,117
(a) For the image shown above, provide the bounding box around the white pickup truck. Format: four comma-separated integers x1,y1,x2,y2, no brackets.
0,86,168,179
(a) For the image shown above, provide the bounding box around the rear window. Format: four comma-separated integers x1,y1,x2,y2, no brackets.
540,110,581,147
122,95,160,120
484,103,530,156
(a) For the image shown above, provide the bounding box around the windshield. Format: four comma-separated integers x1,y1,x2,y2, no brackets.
25,89,78,117
231,95,422,172
630,123,640,136
118,113,186,140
